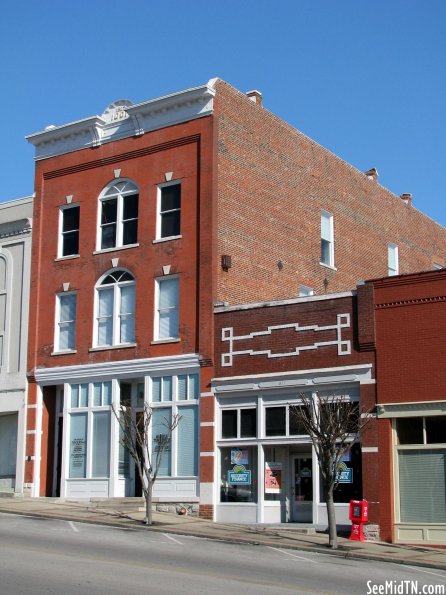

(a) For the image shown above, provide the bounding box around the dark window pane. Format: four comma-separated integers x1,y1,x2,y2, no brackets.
123,219,137,245
63,231,79,256
289,406,308,435
321,239,330,264
101,199,117,224
265,407,286,436
426,416,446,444
101,224,116,249
397,417,423,445
63,206,79,232
161,185,181,211
240,409,256,438
123,194,139,220
161,211,180,238
222,410,237,439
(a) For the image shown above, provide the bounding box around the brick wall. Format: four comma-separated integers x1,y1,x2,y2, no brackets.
214,80,446,304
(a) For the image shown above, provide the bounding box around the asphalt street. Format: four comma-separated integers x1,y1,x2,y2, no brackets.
0,513,445,595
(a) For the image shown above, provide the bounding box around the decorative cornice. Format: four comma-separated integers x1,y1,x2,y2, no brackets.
33,353,200,385
0,225,32,239
375,295,446,309
27,83,215,161
377,400,446,418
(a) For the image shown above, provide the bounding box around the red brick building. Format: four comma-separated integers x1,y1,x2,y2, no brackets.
212,291,376,527
24,79,446,521
365,269,446,544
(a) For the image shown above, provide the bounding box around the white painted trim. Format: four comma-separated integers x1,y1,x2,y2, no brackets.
361,446,378,453
200,392,214,398
34,353,200,385
32,386,43,497
156,180,182,241
200,452,214,457
377,400,446,418
200,422,214,427
27,84,215,160
214,291,355,313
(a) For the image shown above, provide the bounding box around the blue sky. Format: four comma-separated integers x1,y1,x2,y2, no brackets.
2,1,445,226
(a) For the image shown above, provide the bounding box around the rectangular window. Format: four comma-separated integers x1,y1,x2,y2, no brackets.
220,446,257,503
56,293,77,351
92,412,111,477
388,243,399,276
265,406,286,436
399,449,446,523
177,406,198,476
69,413,87,478
156,277,179,340
320,211,334,267
158,182,181,239
299,285,314,297
59,205,80,257
152,408,172,476
221,408,257,439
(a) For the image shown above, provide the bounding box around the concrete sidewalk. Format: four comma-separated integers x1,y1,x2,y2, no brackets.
0,497,445,572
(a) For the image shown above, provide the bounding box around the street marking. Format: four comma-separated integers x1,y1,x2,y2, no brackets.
405,566,446,579
268,546,319,563
68,521,79,533
163,533,183,545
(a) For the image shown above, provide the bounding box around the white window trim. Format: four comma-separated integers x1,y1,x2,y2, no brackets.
156,180,181,241
0,253,9,371
154,275,179,341
220,406,257,440
93,270,136,348
388,243,399,276
54,291,77,353
58,204,80,259
96,179,139,252
320,210,335,268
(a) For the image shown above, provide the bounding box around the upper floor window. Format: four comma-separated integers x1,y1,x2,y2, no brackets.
157,182,181,240
388,243,399,276
320,211,334,267
0,256,6,367
95,270,135,347
155,277,179,340
299,285,314,297
59,205,80,257
55,292,77,352
98,181,139,250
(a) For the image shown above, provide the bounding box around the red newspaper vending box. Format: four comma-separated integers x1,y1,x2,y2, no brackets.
349,500,368,541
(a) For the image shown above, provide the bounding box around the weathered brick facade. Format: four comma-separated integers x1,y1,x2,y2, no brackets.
215,80,446,303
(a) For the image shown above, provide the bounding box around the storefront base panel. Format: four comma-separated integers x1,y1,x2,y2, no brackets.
153,478,199,500
395,524,446,545
216,503,258,524
264,503,287,524
65,480,109,499
316,504,350,530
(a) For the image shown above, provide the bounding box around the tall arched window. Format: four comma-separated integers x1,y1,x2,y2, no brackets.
0,255,7,367
95,270,135,347
97,180,139,250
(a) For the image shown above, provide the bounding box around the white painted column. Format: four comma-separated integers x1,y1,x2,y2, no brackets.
32,385,43,497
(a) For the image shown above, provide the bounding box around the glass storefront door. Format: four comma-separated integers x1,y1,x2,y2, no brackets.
291,454,313,522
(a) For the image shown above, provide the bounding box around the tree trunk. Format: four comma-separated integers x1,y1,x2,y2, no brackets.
325,486,338,549
144,484,153,525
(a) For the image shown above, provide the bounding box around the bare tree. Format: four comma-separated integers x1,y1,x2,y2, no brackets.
112,401,180,525
291,394,370,549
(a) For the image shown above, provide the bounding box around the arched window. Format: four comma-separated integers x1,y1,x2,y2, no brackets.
0,256,7,367
98,180,139,250
95,270,135,347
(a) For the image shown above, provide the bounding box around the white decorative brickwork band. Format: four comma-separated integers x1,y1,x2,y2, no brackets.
221,313,351,366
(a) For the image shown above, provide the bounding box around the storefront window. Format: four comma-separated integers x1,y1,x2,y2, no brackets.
69,413,87,478
220,446,257,503
222,410,237,438
399,449,446,523
92,412,111,477
319,443,362,503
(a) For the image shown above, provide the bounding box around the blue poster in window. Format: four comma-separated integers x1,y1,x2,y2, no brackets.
228,464,251,485
336,461,353,483
231,449,248,465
